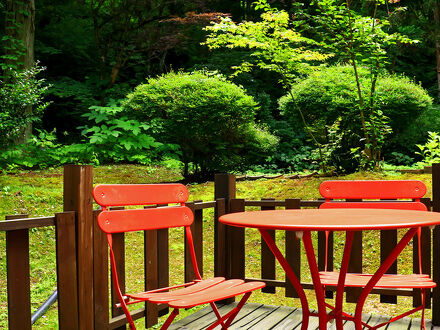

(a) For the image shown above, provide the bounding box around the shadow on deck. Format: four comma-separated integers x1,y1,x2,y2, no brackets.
169,303,435,329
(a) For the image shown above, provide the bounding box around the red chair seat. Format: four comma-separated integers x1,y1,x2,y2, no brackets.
128,278,265,308
168,281,265,308
320,271,436,289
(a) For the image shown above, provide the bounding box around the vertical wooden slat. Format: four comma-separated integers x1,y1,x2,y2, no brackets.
214,174,236,213
63,165,94,329
56,211,79,330
318,194,333,298
6,214,31,330
93,209,109,329
285,199,301,298
157,227,169,318
144,230,158,328
214,174,236,283
413,226,431,308
185,201,203,282
215,198,226,278
261,198,276,294
111,232,126,330
345,199,362,303
318,231,334,299
229,199,245,280
431,163,440,325
380,229,397,304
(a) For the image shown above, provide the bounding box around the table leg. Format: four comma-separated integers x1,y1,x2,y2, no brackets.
353,227,418,330
259,229,310,330
334,231,354,329
302,231,328,330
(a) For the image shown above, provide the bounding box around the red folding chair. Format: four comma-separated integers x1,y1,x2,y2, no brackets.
93,183,265,330
319,180,436,330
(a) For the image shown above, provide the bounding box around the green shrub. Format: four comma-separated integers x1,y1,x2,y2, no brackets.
0,101,178,170
0,64,50,147
386,104,440,158
0,130,93,170
279,65,432,171
123,71,278,178
79,101,178,164
415,131,440,166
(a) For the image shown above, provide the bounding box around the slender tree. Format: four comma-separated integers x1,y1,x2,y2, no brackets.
4,0,35,142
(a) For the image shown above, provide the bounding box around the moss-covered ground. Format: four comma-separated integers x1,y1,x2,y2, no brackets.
0,165,434,328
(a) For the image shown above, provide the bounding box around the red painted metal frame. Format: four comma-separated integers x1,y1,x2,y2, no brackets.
94,184,265,330
259,229,310,330
262,226,429,330
318,180,434,330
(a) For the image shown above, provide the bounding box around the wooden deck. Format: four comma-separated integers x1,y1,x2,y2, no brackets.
169,303,436,329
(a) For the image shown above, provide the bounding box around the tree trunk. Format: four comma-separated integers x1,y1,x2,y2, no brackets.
5,0,35,143
434,0,440,102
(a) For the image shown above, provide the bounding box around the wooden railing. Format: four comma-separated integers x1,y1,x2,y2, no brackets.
1,165,440,328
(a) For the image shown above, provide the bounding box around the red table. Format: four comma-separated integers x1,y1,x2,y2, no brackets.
219,208,440,330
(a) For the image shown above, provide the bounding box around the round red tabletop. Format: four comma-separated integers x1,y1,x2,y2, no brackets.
219,208,440,231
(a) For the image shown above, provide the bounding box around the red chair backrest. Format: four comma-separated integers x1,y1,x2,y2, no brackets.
319,180,427,211
93,184,193,233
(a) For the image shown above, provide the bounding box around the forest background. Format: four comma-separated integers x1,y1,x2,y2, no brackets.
1,0,440,180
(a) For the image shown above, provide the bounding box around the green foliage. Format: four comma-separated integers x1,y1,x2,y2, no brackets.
0,130,93,170
416,131,440,166
204,4,330,84
280,65,432,172
203,0,330,170
0,101,179,170
0,63,50,147
79,101,179,164
123,71,278,178
305,0,418,166
386,104,440,157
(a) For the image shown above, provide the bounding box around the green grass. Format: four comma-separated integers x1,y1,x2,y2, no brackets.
0,165,435,328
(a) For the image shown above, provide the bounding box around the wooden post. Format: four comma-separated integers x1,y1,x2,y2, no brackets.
432,163,440,325
214,174,236,279
56,211,79,329
92,208,109,329
6,214,31,330
63,165,94,329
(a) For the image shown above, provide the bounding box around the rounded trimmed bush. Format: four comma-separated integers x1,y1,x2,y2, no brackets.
279,65,432,170
123,71,278,178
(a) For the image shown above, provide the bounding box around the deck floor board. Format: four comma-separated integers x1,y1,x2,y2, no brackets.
170,303,434,329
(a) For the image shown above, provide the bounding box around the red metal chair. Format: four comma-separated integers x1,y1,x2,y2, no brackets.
319,180,436,330
93,183,265,330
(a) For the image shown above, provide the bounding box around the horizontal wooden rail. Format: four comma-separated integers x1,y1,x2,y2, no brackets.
0,216,55,231
193,201,216,210
244,200,324,208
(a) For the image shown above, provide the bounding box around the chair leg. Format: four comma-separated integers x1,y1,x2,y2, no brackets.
161,308,179,330
209,302,227,330
421,289,426,330
206,292,252,330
